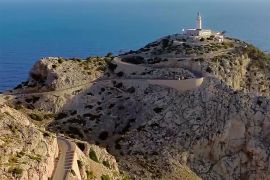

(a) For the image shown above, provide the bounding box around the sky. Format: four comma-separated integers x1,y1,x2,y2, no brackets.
0,0,269,2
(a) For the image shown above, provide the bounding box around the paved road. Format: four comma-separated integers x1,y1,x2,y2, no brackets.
132,48,233,61
5,74,203,97
53,136,79,180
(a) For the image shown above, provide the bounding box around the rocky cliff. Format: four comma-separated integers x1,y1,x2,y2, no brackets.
2,34,270,180
0,100,125,180
0,102,58,180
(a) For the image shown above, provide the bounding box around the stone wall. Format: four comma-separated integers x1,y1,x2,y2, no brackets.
113,57,147,75
148,78,204,92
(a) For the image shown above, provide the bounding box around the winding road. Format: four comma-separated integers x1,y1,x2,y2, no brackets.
53,136,81,180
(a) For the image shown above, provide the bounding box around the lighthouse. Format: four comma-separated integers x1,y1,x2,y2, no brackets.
183,12,224,42
196,12,202,30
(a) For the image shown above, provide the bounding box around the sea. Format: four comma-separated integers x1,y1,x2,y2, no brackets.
0,0,270,91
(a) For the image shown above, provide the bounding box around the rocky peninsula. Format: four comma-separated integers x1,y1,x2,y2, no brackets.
1,33,270,180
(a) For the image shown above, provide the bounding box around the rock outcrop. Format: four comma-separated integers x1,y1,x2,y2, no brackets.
0,103,58,180
0,101,125,180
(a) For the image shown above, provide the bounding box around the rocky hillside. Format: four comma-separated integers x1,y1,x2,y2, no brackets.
121,35,270,96
0,98,125,179
0,102,58,179
3,34,270,179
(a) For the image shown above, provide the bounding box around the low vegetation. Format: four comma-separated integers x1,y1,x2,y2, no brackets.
153,107,163,113
116,71,124,77
101,174,110,180
68,126,84,138
108,62,117,72
29,113,43,121
28,112,54,121
86,170,95,180
58,58,64,64
243,44,270,61
102,160,111,168
8,167,23,178
89,149,99,162
122,175,130,180
122,56,144,64
77,160,83,170
27,154,42,162
55,112,68,120
76,142,86,151
30,73,46,84
99,131,109,140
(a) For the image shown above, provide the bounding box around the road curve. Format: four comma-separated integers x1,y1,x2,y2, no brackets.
53,136,81,180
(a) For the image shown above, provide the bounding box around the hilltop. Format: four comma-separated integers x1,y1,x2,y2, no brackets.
1,34,270,180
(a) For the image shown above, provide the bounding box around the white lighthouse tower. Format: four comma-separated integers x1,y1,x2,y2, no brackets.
196,12,202,30
183,12,223,42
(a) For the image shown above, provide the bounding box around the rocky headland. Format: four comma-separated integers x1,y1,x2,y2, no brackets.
1,34,270,180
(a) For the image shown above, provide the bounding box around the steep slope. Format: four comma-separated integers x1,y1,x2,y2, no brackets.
121,35,270,96
0,100,126,180
0,102,58,180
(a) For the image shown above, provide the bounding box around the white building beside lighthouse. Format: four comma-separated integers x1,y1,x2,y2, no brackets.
183,12,224,42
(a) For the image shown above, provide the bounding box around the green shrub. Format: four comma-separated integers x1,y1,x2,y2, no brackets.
68,126,84,138
126,87,135,93
161,38,170,48
122,56,144,64
206,66,213,73
117,71,124,77
58,58,64,64
71,169,76,176
86,56,93,61
30,73,45,84
43,113,55,119
102,160,110,168
77,142,86,151
4,111,11,116
70,58,82,62
43,132,50,137
84,66,91,71
153,107,163,113
27,154,42,162
101,174,110,180
123,175,130,180
29,113,43,121
14,84,23,89
86,170,95,180
31,96,40,103
55,112,68,120
250,59,265,69
99,131,109,140
244,44,270,61
96,66,106,71
14,103,23,110
77,160,83,170
9,156,18,163
8,167,23,177
106,52,113,57
107,62,117,72
89,149,99,162
17,151,25,158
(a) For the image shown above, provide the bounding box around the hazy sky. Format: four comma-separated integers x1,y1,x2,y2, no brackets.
0,0,269,2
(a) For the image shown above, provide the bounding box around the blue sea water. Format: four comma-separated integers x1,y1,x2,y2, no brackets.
0,0,270,91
